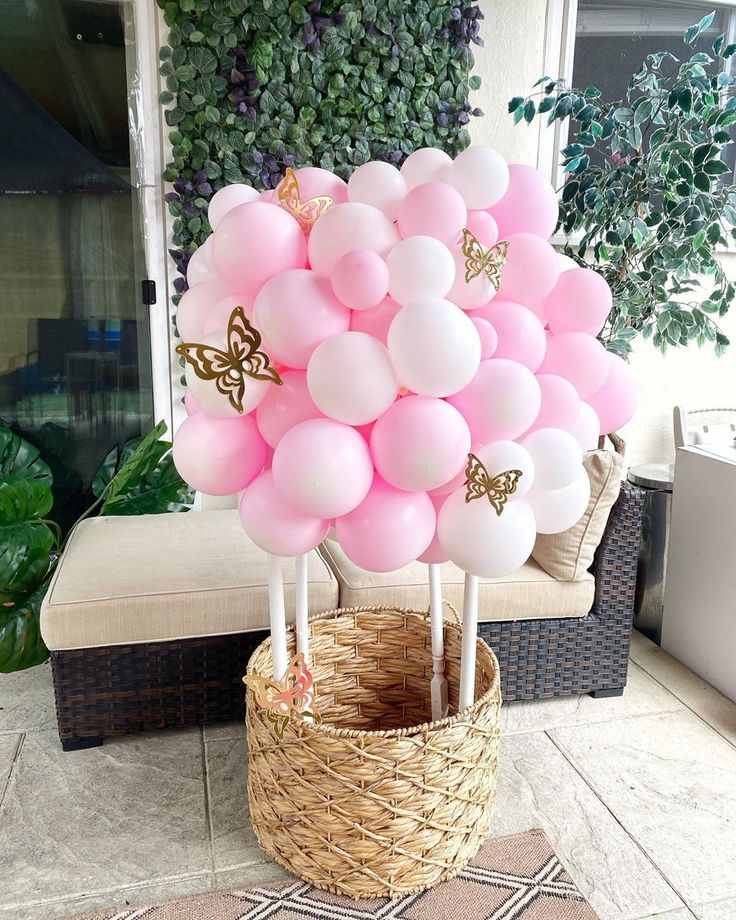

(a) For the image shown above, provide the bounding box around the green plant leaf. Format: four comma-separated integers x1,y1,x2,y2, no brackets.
0,585,49,673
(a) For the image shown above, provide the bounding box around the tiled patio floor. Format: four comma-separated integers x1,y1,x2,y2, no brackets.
1,631,735,920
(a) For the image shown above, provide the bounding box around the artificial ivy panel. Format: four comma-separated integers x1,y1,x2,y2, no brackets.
157,0,484,292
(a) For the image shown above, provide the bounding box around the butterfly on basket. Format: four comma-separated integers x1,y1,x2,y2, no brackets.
244,653,321,740
276,167,334,235
465,453,523,517
460,229,509,289
174,306,282,414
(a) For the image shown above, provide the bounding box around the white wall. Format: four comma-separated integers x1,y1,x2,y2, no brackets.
470,0,547,167
472,1,736,469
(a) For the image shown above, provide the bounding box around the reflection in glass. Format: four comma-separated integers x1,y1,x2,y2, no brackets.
0,0,153,526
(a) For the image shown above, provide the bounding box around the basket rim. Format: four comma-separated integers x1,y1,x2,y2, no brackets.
244,604,501,741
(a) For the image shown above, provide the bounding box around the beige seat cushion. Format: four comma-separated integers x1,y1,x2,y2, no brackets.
532,448,626,582
41,510,339,651
320,541,594,621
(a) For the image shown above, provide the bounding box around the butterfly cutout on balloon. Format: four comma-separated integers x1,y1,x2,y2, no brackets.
461,229,509,290
465,453,523,517
244,652,322,740
175,306,282,414
276,167,334,235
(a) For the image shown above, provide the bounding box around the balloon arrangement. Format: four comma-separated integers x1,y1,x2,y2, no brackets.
172,146,638,720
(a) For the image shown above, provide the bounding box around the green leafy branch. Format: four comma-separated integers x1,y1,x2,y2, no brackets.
510,11,736,357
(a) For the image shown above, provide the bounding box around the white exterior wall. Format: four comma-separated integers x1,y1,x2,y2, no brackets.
472,1,736,468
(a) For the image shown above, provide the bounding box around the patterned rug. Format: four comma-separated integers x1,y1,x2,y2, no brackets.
68,829,598,920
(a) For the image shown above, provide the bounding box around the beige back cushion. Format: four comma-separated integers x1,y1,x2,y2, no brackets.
532,449,626,582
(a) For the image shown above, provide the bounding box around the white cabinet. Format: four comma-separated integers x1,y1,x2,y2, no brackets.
662,445,736,702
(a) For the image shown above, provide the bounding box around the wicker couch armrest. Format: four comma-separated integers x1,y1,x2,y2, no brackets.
590,480,645,623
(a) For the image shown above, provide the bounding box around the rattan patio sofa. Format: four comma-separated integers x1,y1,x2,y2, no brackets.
40,461,644,751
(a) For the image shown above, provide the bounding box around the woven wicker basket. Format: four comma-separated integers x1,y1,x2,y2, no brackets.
245,604,501,899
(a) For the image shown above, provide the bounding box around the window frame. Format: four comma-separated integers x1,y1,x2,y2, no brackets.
540,0,736,192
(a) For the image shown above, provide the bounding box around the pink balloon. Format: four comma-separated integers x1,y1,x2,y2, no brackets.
256,369,322,448
186,237,220,287
176,281,234,341
212,201,307,297
400,147,452,190
289,166,348,205
331,249,389,310
370,396,471,492
253,269,350,368
397,181,467,246
543,267,612,336
586,353,639,434
465,210,499,247
173,412,267,496
473,300,547,371
471,317,498,359
200,295,253,338
207,184,259,231
308,202,400,275
239,471,330,556
489,164,559,240
335,477,436,573
272,418,374,518
184,389,202,416
428,463,469,497
497,233,560,303
526,374,581,433
350,295,402,344
446,246,496,311
418,494,449,564
448,358,542,443
538,332,610,398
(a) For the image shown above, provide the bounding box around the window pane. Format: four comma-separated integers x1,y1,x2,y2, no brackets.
0,0,154,528
573,1,731,102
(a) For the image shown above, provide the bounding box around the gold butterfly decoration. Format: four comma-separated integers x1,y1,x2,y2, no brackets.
465,453,523,517
175,306,282,414
244,653,321,740
461,229,509,289
276,167,334,235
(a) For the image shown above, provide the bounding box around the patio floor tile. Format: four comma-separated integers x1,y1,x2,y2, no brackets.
550,710,736,907
205,737,264,870
693,897,736,919
0,734,21,803
0,874,213,920
492,730,682,920
203,721,244,743
0,661,56,736
0,728,211,908
213,860,291,891
500,661,684,736
629,631,736,748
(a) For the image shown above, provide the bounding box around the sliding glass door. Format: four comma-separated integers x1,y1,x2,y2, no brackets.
0,0,154,526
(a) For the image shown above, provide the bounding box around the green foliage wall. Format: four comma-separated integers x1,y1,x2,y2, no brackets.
157,0,484,290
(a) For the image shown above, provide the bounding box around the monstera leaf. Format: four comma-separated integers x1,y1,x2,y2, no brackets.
92,421,194,516
0,585,49,672
0,428,56,671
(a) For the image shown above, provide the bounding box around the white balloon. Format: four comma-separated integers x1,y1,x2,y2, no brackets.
558,253,578,273
186,236,220,287
527,470,591,534
450,146,510,209
473,441,535,499
388,297,481,397
348,161,408,221
184,332,270,417
308,202,400,275
446,246,496,310
307,332,398,425
570,402,601,450
522,428,583,490
438,488,537,577
400,147,453,190
208,184,260,231
387,236,456,305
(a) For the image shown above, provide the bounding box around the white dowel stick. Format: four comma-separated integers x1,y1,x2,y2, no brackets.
295,553,309,664
268,554,288,682
428,563,448,721
459,572,479,711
